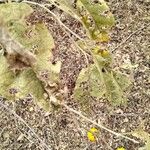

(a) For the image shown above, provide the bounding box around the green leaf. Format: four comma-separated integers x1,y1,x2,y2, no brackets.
0,3,33,25
74,64,131,106
51,0,81,21
77,0,115,40
103,71,128,106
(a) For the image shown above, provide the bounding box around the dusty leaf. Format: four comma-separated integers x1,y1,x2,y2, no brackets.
51,0,115,41
103,71,130,106
0,3,60,111
51,0,81,21
77,0,115,40
0,3,33,25
0,55,51,111
74,64,131,106
0,56,14,96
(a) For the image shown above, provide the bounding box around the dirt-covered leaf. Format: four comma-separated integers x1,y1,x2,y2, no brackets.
0,3,33,25
10,22,61,83
51,0,115,41
74,66,91,100
103,71,129,106
74,64,131,106
74,64,105,99
7,17,61,83
0,55,51,111
76,0,115,40
113,71,132,91
0,56,14,96
30,24,61,83
0,2,61,111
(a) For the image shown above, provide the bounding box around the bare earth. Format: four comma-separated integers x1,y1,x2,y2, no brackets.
0,0,149,150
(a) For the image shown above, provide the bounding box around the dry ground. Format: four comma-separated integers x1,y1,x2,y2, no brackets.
0,0,150,150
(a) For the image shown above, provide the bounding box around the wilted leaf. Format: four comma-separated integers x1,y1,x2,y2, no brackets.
0,56,51,111
0,3,61,111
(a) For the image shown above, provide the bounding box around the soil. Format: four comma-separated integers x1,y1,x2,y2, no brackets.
0,0,149,150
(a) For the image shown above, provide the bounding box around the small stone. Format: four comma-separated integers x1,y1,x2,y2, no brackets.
115,109,123,114
3,131,10,139
121,128,126,133
124,118,129,122
45,112,50,117
29,107,34,112
17,133,24,141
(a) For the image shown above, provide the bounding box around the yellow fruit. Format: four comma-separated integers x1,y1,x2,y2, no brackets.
90,127,98,132
87,131,96,142
87,127,99,142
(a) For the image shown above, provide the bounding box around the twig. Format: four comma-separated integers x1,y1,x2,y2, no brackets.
0,101,52,150
112,24,150,52
61,103,139,144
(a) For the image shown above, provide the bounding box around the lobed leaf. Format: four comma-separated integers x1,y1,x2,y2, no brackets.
0,2,61,111
74,64,131,106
